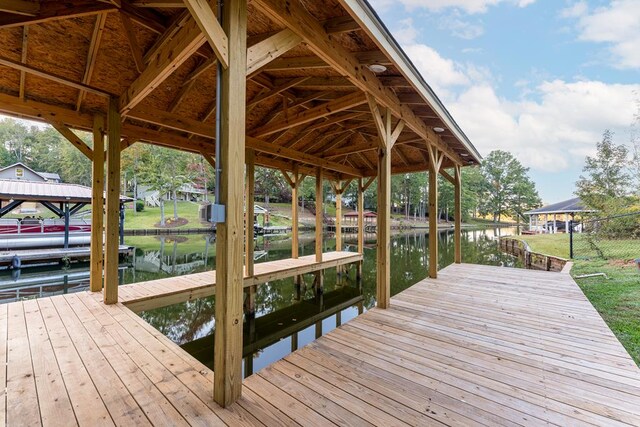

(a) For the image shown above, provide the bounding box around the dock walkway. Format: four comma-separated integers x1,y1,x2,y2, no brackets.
119,251,362,312
2,263,640,425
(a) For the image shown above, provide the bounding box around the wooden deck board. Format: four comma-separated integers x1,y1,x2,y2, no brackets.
1,262,639,425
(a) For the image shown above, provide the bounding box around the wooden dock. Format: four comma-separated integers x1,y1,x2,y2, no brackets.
0,245,132,269
2,262,640,425
119,251,362,313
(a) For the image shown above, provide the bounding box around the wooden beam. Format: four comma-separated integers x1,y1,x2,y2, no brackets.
251,91,367,138
252,0,462,164
0,1,114,29
0,56,112,98
77,12,107,111
214,0,245,408
18,25,28,99
104,98,121,304
315,167,323,263
247,136,362,177
132,0,184,6
246,76,309,108
183,0,229,69
0,0,40,16
183,55,216,86
120,13,145,74
325,141,376,158
440,168,455,185
90,115,105,293
50,122,94,161
263,50,390,72
120,14,206,114
246,149,255,277
454,164,462,264
246,29,301,76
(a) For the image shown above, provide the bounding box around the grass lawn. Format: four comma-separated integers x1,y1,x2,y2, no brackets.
517,233,640,365
123,201,206,230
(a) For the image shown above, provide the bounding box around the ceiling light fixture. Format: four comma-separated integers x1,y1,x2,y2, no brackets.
368,64,387,73
433,127,445,133
461,153,469,157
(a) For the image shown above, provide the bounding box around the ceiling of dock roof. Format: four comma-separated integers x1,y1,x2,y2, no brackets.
0,0,480,180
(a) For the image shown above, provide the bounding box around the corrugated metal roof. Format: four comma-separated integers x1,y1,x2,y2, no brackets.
0,179,130,203
524,197,593,215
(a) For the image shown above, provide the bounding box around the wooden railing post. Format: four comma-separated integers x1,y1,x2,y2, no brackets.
214,0,247,408
90,115,105,293
104,98,120,304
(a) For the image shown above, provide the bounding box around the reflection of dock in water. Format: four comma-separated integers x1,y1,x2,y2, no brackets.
181,286,363,374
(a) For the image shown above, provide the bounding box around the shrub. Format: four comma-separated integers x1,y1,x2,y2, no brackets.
135,201,145,212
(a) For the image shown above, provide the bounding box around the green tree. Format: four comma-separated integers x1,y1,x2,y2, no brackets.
576,130,632,214
481,150,541,223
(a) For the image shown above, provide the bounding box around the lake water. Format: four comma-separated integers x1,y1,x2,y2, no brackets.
0,227,519,376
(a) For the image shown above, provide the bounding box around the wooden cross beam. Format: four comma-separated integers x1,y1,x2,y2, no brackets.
50,122,94,161
246,28,302,76
183,0,229,69
253,0,463,165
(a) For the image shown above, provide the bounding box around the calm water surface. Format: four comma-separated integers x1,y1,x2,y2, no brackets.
0,227,520,376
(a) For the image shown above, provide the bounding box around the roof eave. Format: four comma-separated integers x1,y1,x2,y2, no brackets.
339,0,482,164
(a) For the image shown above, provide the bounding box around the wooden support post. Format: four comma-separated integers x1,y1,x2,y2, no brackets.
315,167,324,296
335,183,342,252
428,153,438,278
357,177,364,280
245,149,255,277
90,115,105,293
454,164,462,264
291,164,300,259
104,98,121,304
214,0,246,408
377,142,391,308
315,167,323,263
63,201,70,249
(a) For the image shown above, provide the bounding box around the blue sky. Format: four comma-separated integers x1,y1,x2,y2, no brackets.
369,0,639,203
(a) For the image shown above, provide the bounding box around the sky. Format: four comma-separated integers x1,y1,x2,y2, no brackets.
368,0,639,203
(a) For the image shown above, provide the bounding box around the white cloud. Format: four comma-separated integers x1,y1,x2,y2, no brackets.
559,1,588,18
450,80,639,171
440,16,485,39
369,0,535,14
394,23,639,172
566,0,640,69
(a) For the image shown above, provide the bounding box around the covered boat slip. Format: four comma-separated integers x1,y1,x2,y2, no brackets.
0,0,481,406
1,263,639,426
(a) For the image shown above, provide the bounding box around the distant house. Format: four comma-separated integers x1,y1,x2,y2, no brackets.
138,183,207,207
0,162,61,183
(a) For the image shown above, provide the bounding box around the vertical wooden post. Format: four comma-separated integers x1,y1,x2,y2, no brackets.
377,143,391,308
104,98,121,304
428,153,438,279
214,0,246,407
315,167,323,263
245,149,255,277
454,164,462,264
335,183,342,252
90,115,105,293
357,178,364,254
291,164,299,259
314,167,324,296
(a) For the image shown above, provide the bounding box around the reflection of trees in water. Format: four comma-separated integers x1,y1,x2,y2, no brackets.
141,297,215,345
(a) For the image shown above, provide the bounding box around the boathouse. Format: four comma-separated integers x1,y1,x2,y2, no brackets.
524,197,593,233
0,1,638,424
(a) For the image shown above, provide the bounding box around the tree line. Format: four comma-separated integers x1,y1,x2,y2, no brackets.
0,118,541,224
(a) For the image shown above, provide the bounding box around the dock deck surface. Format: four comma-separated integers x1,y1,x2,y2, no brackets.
2,263,640,426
